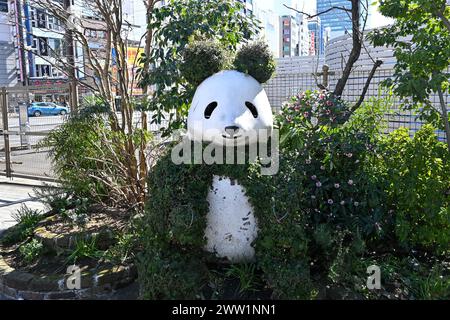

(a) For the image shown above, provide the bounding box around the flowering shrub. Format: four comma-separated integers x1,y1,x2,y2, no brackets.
277,90,389,241
280,90,349,130
272,91,391,289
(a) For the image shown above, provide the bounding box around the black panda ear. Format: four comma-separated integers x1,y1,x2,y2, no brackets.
180,40,229,86
233,41,276,84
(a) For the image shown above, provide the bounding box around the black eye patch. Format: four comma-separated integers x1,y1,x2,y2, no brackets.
204,102,218,119
245,101,258,118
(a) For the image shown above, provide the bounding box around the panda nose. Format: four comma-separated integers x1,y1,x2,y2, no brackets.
225,126,240,137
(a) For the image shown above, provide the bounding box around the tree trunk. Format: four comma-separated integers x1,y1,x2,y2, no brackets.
437,85,450,153
333,0,362,97
63,0,79,111
142,0,159,94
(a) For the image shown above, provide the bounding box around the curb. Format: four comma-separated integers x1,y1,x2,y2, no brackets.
0,254,137,300
34,219,115,251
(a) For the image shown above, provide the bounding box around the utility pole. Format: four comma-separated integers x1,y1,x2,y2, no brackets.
14,0,31,148
14,0,29,94
63,0,79,111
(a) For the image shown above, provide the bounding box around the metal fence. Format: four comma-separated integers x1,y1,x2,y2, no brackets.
0,86,171,181
264,68,449,141
0,85,70,181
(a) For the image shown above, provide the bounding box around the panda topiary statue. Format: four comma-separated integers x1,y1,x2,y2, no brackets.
138,41,312,300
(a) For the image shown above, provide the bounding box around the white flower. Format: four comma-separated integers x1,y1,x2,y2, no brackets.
320,166,326,170
354,201,359,207
340,201,345,205
306,159,312,165
348,180,354,186
316,181,322,187
311,195,316,200
346,153,353,158
328,199,334,205
334,183,340,189
311,175,317,180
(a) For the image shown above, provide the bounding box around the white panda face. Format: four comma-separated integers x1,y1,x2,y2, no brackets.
187,70,273,146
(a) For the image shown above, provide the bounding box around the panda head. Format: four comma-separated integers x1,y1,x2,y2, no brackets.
184,41,276,146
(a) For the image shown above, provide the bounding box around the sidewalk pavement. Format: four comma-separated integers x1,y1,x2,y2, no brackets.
0,177,58,300
0,176,53,236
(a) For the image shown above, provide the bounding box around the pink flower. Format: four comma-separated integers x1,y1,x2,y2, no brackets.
326,100,334,107
334,183,340,189
316,181,322,187
319,94,325,100
303,112,310,118
311,175,317,180
328,199,334,205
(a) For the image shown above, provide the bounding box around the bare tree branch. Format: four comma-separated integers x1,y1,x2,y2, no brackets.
283,4,351,19
350,59,383,114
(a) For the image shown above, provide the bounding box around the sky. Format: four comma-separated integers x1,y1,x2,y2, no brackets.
257,0,394,29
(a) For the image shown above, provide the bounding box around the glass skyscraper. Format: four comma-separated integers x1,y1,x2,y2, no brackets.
316,0,353,38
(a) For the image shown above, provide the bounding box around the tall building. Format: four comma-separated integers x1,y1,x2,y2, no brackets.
237,0,253,16
280,15,299,57
317,0,368,38
297,12,310,56
308,18,324,56
316,0,352,38
0,0,18,87
253,0,280,58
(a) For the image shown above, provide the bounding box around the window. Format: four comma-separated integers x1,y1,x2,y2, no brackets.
32,37,38,52
48,38,63,56
54,18,63,31
0,0,8,13
48,15,55,29
35,65,51,77
30,7,36,28
85,28,106,39
38,38,49,56
51,67,63,78
36,9,46,28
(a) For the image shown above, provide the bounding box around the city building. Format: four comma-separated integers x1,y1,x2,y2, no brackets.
237,0,253,16
316,0,351,38
0,0,18,87
308,17,326,56
253,0,280,58
2,0,148,102
297,12,310,56
280,15,300,57
316,0,368,39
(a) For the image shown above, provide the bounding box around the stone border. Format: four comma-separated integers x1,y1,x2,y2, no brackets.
0,254,137,300
34,216,115,251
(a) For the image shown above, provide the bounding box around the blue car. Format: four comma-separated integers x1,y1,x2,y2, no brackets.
27,102,69,117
